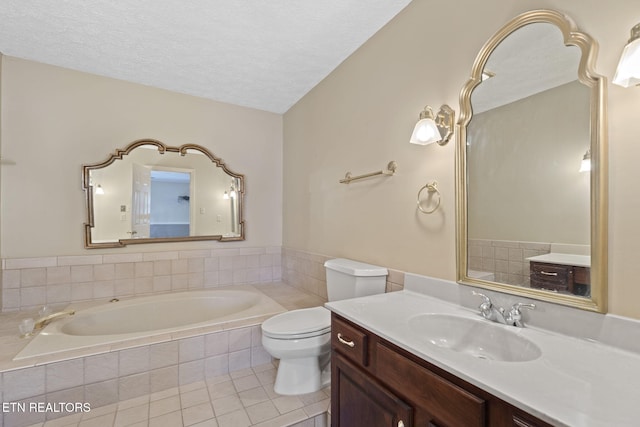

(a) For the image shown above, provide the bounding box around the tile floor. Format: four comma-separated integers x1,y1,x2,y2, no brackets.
23,363,329,427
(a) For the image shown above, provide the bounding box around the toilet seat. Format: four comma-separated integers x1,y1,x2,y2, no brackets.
262,306,331,340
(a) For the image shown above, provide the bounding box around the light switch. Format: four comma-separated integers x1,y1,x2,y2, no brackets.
200,207,206,214
216,215,222,222
120,213,127,221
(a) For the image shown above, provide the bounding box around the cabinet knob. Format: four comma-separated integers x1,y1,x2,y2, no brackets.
337,333,355,348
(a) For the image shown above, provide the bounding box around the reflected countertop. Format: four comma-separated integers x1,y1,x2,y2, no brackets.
326,290,640,427
526,253,590,267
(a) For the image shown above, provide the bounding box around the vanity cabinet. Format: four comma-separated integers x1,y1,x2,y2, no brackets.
331,314,554,427
530,261,590,296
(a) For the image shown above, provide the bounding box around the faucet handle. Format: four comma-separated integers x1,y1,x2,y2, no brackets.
511,302,536,312
472,291,491,305
507,302,536,327
472,291,494,319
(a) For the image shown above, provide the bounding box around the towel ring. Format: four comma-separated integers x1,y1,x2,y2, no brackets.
417,181,441,214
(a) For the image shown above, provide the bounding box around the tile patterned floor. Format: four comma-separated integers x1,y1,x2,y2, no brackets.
24,363,329,427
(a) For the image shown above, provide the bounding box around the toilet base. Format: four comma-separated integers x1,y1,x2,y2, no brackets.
273,354,331,395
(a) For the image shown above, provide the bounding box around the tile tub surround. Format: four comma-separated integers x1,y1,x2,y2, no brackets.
0,283,326,427
2,246,407,312
1,247,282,312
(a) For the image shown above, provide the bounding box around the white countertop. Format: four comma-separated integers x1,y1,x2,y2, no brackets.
526,253,590,267
326,290,640,427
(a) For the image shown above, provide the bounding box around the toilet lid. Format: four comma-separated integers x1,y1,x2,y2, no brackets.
262,306,331,339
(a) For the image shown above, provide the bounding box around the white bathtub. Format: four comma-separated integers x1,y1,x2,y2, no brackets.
14,286,286,360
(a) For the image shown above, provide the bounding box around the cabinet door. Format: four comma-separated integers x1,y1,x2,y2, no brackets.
332,353,412,427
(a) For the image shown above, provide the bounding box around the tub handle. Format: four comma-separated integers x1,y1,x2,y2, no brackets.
337,333,355,348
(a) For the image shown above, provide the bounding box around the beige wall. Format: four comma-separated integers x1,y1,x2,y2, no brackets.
283,0,640,318
0,57,283,257
0,52,3,311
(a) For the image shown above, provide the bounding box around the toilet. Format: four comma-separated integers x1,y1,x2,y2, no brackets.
262,258,388,395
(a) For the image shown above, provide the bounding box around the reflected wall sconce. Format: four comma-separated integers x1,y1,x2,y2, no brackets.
579,149,591,173
95,184,105,195
223,181,237,200
0,157,16,165
481,70,496,81
409,104,455,146
613,23,640,87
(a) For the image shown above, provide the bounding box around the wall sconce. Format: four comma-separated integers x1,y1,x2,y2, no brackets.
579,149,591,173
613,23,640,87
95,184,105,195
409,104,455,146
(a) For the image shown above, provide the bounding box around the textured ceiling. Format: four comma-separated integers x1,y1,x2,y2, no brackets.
0,0,412,113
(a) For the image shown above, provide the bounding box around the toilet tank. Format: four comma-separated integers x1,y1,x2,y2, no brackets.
324,258,388,302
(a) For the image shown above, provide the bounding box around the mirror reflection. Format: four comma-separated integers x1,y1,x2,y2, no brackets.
457,10,607,312
83,139,244,248
468,23,590,294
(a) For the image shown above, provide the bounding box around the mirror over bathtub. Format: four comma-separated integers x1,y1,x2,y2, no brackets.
82,139,245,248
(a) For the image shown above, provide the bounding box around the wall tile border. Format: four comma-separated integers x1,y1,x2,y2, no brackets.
2,247,282,312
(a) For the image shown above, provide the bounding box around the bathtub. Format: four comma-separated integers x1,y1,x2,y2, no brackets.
14,286,286,360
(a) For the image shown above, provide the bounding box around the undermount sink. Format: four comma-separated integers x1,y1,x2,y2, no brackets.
407,314,542,362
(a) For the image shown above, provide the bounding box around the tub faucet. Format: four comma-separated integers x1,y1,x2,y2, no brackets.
34,310,75,330
472,292,535,327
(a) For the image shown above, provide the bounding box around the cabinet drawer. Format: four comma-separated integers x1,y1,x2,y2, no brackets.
512,411,554,427
332,315,369,367
530,262,569,284
376,342,485,427
530,262,570,291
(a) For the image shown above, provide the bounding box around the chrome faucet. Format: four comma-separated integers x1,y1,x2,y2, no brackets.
472,292,535,327
34,310,75,329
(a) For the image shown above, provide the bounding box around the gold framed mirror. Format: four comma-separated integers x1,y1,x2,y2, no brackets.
456,10,607,312
82,139,245,248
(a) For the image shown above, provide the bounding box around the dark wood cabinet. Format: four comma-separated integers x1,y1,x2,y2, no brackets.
331,313,554,427
333,353,413,427
530,261,590,296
